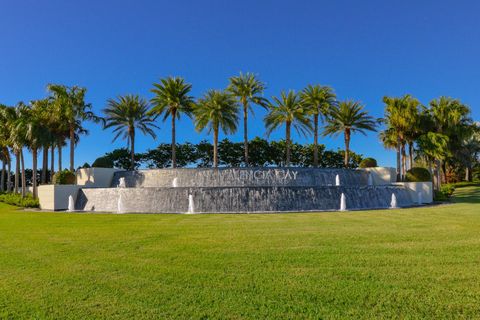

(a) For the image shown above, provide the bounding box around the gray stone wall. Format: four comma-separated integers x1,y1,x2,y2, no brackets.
76,185,413,214
111,167,369,188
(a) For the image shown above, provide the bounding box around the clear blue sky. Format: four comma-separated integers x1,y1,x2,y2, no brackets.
1,0,479,169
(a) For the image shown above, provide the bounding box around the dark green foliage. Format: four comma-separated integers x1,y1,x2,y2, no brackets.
92,156,114,168
359,157,378,168
95,138,366,169
0,192,39,208
142,143,196,168
52,170,76,185
218,139,244,167
82,163,91,168
405,167,432,182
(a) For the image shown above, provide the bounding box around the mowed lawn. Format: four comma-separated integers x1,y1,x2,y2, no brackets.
1,186,480,319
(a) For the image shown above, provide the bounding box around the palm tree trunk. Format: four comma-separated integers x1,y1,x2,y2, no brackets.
401,142,407,181
213,126,219,168
15,150,20,194
344,129,351,167
69,126,75,172
442,161,448,184
171,110,176,168
41,146,48,184
58,144,62,172
6,157,11,192
32,148,38,199
0,159,5,192
130,128,135,171
465,166,470,182
50,145,55,182
20,149,26,198
396,139,401,182
435,159,441,190
286,122,291,167
408,142,414,170
313,114,319,167
243,101,249,166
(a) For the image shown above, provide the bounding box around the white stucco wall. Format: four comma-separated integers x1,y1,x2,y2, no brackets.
393,182,433,204
38,185,81,211
358,167,397,185
76,168,121,188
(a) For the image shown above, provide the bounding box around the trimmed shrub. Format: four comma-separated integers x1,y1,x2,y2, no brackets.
359,157,377,168
0,192,39,208
92,156,114,168
405,167,432,182
52,170,76,185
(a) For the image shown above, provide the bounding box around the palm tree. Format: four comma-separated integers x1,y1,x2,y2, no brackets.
0,104,10,192
379,127,401,181
103,95,158,170
323,100,377,167
48,84,100,172
194,90,239,167
23,100,50,198
149,77,194,168
1,103,29,196
264,91,312,166
228,72,268,166
300,85,337,167
382,95,420,179
429,96,472,183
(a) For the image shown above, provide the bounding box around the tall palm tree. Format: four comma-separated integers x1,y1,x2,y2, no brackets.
1,103,29,196
429,96,472,183
379,127,401,181
150,77,194,168
194,90,239,167
300,85,337,167
48,84,100,172
323,100,377,167
382,95,420,179
23,100,50,198
228,72,268,166
0,104,10,192
103,95,158,170
264,91,312,166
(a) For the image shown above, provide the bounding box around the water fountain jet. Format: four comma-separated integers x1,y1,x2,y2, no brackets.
335,174,340,186
187,194,195,214
117,194,125,214
68,195,75,212
339,193,347,211
390,193,398,209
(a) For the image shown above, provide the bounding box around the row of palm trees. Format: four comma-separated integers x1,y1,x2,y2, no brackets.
103,74,377,171
0,85,100,198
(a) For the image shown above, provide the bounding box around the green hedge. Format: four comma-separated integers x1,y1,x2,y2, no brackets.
359,157,377,168
52,170,76,185
0,192,39,208
406,167,432,182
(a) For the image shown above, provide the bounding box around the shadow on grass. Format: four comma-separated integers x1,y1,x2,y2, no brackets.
451,183,480,204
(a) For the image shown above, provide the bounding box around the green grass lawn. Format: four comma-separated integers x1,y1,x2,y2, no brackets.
1,186,480,319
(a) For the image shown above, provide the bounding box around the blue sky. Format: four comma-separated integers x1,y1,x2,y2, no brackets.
1,0,479,168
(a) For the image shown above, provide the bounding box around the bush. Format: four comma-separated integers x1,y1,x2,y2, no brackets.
92,156,114,168
0,192,39,208
359,157,377,168
405,167,432,182
433,184,456,202
441,184,456,197
52,170,76,185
